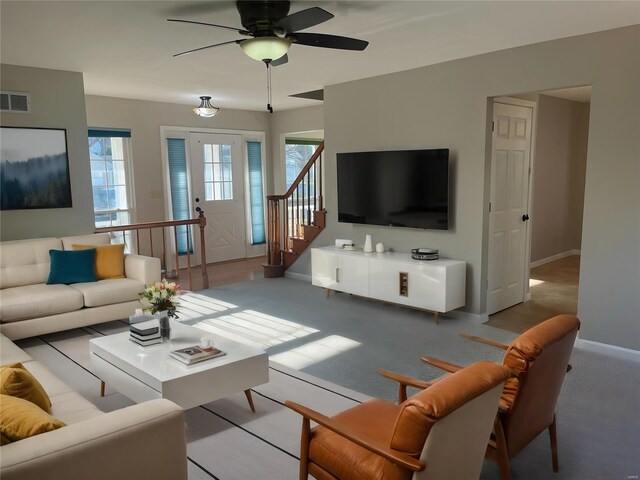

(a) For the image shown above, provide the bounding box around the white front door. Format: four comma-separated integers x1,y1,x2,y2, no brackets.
487,102,533,314
189,133,246,263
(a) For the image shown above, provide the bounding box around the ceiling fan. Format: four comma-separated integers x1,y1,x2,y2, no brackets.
168,0,369,66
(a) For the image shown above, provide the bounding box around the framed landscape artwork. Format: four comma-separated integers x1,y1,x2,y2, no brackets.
0,126,72,210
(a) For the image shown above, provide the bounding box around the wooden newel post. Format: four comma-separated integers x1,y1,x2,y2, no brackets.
197,210,209,290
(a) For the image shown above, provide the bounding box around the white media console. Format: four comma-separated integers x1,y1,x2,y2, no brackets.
311,246,466,323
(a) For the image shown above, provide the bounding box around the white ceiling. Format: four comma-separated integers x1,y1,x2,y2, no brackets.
1,1,638,112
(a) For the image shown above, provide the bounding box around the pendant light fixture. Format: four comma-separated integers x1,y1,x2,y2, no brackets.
192,96,220,117
240,37,291,63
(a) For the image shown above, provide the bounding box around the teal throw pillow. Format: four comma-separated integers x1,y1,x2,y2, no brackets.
46,249,97,285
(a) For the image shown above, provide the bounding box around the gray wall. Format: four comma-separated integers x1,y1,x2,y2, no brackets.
1,65,94,240
289,26,639,350
85,95,271,223
531,95,589,263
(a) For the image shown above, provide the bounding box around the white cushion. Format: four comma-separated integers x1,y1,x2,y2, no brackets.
0,334,32,365
0,284,84,322
0,238,62,289
22,361,76,398
69,278,144,308
60,233,111,250
23,361,104,424
49,391,104,424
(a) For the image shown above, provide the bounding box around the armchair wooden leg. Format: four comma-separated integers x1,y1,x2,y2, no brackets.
299,417,311,480
100,381,105,397
244,389,256,412
549,414,559,472
398,383,408,403
493,416,511,480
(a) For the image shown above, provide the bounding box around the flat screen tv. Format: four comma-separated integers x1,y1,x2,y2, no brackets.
337,148,449,230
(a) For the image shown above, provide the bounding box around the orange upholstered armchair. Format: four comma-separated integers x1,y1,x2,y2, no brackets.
286,361,512,480
386,314,579,480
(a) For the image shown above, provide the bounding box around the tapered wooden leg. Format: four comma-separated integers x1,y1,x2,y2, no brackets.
100,381,105,397
434,312,440,324
325,288,331,298
493,416,511,480
299,417,310,480
549,414,559,472
398,383,408,403
244,389,256,413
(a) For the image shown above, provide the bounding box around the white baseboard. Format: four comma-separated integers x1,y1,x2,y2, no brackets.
284,271,312,283
575,338,640,363
530,249,581,269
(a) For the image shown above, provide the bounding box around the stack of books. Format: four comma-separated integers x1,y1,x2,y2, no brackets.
130,321,162,347
170,345,225,365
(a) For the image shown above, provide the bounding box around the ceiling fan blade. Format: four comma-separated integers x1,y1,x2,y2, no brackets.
290,33,368,51
167,19,250,35
271,53,288,67
173,40,240,57
275,7,333,33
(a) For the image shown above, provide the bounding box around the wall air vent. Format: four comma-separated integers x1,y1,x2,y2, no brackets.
0,91,31,113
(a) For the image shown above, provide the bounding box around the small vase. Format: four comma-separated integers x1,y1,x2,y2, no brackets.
157,313,171,341
363,235,373,253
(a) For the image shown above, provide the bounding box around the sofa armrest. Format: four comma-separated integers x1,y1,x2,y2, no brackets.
125,254,161,285
0,399,187,480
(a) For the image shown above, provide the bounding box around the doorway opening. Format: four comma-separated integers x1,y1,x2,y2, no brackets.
486,86,591,334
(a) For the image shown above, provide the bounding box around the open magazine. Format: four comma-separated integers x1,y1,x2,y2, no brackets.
170,345,225,365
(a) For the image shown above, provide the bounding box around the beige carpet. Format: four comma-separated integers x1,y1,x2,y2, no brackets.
485,255,580,334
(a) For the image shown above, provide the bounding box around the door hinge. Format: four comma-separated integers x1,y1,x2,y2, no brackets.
492,121,495,132
489,202,492,213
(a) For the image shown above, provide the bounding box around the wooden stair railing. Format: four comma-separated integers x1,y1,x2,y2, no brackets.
95,210,209,291
264,141,325,278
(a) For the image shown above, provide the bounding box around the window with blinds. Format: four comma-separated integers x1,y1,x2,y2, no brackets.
167,138,193,255
247,141,265,245
88,128,134,248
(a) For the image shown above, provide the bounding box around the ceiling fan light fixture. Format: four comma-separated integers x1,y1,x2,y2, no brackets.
240,37,291,62
193,96,220,117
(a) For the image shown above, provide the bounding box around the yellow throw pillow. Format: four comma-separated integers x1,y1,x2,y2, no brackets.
0,394,65,445
72,243,125,279
0,363,52,411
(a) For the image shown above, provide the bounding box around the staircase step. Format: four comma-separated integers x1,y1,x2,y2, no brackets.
282,250,298,268
291,237,309,254
313,210,326,228
262,263,286,278
303,225,321,243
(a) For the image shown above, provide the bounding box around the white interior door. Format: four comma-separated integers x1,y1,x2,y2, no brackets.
189,133,246,263
487,102,533,315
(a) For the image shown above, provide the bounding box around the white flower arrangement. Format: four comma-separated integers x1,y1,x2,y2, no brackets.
139,279,181,318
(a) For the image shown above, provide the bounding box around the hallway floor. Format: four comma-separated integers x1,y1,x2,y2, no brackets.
485,255,580,334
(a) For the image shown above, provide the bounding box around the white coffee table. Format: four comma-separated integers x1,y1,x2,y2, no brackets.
89,321,269,410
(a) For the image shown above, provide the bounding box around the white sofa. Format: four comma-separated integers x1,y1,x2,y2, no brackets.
0,333,187,480
0,234,161,340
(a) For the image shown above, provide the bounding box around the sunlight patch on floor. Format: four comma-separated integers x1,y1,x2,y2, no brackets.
188,309,318,349
529,278,545,287
177,293,238,320
270,335,361,369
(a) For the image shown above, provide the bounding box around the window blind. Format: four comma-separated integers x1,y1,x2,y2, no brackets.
247,141,265,245
167,138,192,255
88,128,131,138
285,138,321,146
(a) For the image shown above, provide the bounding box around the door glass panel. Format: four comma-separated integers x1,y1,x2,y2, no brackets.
203,143,233,201
204,164,213,182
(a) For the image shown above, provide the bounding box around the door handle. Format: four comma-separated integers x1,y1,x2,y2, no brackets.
522,214,530,222
335,268,340,283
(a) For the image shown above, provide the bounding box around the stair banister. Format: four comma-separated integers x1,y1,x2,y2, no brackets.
264,141,325,278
